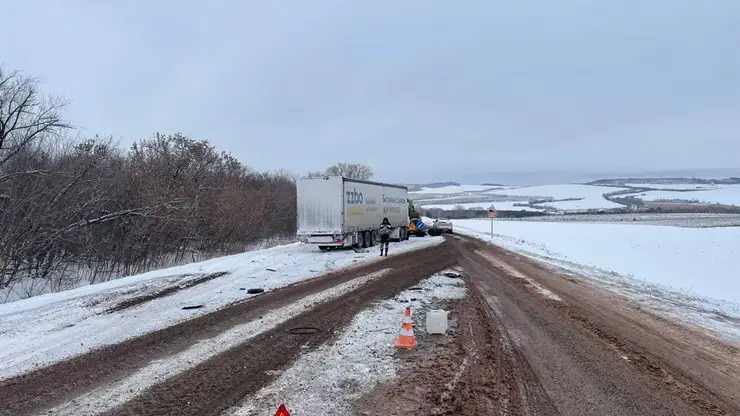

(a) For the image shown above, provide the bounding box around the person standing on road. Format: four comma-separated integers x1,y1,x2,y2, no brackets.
378,217,393,257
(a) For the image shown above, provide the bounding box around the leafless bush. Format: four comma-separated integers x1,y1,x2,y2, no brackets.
0,68,297,301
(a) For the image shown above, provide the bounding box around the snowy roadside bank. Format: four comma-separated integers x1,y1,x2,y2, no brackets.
45,270,393,416
454,219,740,340
0,237,442,381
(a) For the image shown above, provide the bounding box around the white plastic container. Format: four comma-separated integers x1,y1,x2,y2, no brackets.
425,310,449,334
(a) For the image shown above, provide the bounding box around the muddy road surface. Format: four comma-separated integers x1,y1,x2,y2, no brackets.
4,235,740,416
445,236,740,415
358,235,739,415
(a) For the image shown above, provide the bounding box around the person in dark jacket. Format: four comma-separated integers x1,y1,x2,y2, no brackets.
378,217,393,256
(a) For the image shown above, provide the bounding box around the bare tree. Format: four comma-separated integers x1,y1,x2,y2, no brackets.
306,171,325,178
0,68,69,171
323,163,374,180
0,68,72,293
0,66,300,301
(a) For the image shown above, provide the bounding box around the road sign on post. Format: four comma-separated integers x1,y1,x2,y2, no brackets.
487,209,497,238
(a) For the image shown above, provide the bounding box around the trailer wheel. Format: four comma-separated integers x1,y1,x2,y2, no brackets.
363,231,371,248
370,231,377,246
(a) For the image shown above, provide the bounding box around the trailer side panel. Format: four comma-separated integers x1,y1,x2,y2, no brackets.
297,177,344,238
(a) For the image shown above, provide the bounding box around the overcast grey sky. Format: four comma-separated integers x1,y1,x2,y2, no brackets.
2,1,738,183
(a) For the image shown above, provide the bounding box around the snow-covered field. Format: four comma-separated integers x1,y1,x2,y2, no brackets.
411,184,504,194
0,237,442,381
414,182,740,213
420,201,545,212
623,183,720,191
629,186,740,206
227,271,466,415
482,184,619,199
454,219,740,340
413,184,627,212
542,198,620,211
512,213,740,228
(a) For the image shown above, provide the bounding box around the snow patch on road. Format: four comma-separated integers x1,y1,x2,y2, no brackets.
0,237,442,381
228,272,467,416
45,269,391,416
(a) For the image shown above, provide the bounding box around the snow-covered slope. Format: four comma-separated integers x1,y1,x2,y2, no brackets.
411,184,502,194
455,219,738,302
420,201,545,212
0,237,442,380
623,183,719,191
454,219,740,339
483,184,620,199
414,184,626,212
630,186,740,206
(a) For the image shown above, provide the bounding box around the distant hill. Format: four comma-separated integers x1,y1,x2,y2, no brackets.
413,168,740,187
404,181,510,191
587,177,740,186
404,182,460,191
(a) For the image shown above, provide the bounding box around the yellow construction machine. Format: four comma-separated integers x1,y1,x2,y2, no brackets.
407,199,427,237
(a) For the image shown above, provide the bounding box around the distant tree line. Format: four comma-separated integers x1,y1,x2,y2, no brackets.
421,208,548,219
0,67,296,300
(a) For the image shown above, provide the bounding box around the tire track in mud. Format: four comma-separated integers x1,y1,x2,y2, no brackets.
106,271,230,313
452,245,558,415
456,235,740,416
48,270,392,416
0,243,449,416
102,243,456,416
354,250,556,416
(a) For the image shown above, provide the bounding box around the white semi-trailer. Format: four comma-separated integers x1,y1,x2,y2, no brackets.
297,176,410,250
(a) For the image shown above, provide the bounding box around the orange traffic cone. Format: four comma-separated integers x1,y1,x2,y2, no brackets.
274,404,291,416
395,306,417,349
